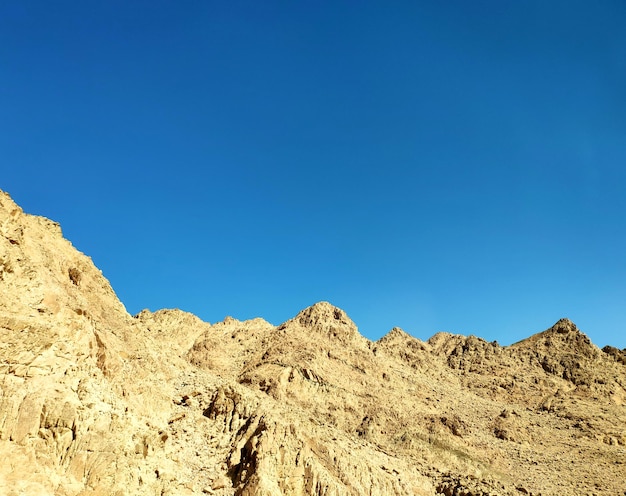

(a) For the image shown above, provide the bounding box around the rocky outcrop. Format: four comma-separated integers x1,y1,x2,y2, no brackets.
277,301,359,343
603,345,626,366
0,191,170,495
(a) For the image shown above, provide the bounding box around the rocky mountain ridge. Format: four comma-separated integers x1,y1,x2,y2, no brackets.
1,189,625,495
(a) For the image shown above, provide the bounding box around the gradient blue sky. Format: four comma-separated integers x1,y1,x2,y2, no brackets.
2,1,625,348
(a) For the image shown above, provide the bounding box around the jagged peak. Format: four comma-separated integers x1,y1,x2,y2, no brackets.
519,318,587,344
427,332,462,350
511,318,600,362
427,332,499,359
378,326,411,342
206,315,274,331
134,308,211,327
549,318,579,334
211,315,272,327
277,301,359,341
378,327,428,347
603,345,626,365
377,327,431,358
295,301,356,327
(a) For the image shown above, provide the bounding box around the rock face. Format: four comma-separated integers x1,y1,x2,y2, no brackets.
1,188,625,495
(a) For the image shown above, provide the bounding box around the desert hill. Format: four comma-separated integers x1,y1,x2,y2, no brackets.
1,189,625,496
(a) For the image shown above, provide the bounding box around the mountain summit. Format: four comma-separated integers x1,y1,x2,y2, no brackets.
1,189,625,495
278,301,359,341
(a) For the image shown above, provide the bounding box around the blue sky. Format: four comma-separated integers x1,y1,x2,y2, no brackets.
2,1,625,348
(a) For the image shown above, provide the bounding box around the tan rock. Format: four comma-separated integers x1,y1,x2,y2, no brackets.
1,188,625,495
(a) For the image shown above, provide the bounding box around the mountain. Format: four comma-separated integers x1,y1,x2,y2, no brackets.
1,189,625,496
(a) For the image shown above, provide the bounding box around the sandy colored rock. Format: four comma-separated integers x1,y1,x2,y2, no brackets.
1,188,625,495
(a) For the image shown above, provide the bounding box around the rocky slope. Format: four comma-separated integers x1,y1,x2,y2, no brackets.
1,189,625,495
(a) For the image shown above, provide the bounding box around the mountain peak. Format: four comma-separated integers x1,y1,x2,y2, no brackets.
550,318,578,334
379,326,410,341
514,318,593,347
278,301,359,342
377,327,427,349
295,301,354,327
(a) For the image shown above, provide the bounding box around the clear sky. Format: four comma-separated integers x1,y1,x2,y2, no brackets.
2,1,625,348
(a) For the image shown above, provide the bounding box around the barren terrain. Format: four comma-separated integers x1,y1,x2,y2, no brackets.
1,189,624,495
